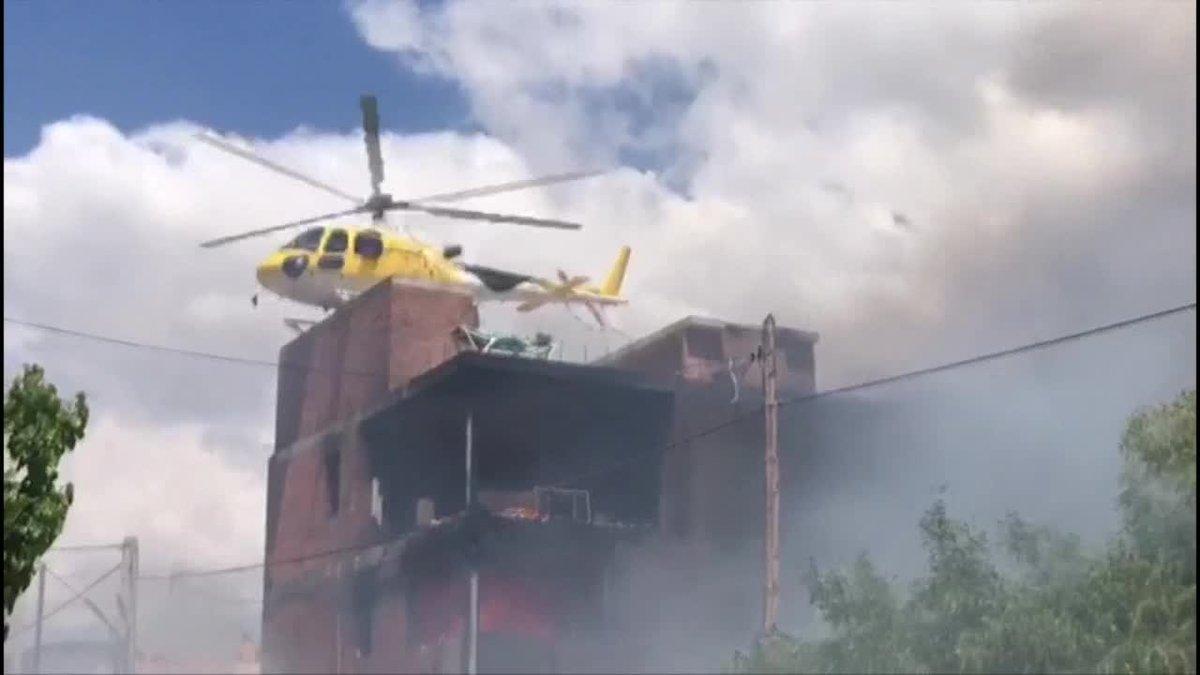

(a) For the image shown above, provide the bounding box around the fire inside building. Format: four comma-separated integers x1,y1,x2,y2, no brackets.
261,278,817,673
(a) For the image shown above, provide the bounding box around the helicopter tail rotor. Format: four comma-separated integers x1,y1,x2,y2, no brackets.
516,270,608,326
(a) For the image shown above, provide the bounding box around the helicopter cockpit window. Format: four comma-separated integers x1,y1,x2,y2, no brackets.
324,229,349,254
282,227,325,252
354,230,384,259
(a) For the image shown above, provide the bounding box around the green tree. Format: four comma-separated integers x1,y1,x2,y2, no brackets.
731,389,1196,674
1099,390,1196,673
3,365,89,641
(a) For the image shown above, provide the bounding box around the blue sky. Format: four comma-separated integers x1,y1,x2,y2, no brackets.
3,0,471,157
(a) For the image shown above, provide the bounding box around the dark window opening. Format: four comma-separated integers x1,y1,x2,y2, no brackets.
685,326,724,360
324,450,341,518
382,486,410,536
324,229,348,254
282,227,325,252
354,231,384,259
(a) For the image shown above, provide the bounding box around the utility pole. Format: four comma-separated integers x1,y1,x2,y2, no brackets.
760,314,781,636
119,537,139,674
464,410,479,675
334,613,343,675
33,563,47,674
467,571,479,675
465,412,474,510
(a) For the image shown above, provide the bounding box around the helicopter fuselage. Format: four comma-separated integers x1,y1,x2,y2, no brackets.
255,224,627,313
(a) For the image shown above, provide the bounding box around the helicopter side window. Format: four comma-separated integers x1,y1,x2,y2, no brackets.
324,229,349,254
282,227,325,252
354,230,384,259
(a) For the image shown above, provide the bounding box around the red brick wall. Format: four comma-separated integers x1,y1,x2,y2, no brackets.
275,279,479,450
267,280,480,575
263,596,338,674
265,281,481,672
604,319,817,548
602,319,816,395
358,593,416,674
386,283,478,391
265,430,383,587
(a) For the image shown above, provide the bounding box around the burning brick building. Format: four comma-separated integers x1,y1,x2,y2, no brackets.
261,279,817,673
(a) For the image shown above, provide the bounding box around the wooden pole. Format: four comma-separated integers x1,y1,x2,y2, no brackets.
465,411,474,510
334,611,343,675
464,410,479,675
761,314,780,635
467,570,479,675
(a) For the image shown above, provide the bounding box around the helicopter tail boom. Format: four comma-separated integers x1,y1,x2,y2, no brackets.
601,245,631,298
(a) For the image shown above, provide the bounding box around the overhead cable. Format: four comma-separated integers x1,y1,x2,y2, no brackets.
3,316,379,378
136,300,1195,582
14,299,1195,578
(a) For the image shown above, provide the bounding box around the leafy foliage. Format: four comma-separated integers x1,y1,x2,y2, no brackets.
731,389,1196,674
3,365,89,641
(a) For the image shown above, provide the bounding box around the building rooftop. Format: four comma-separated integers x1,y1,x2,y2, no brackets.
594,314,819,366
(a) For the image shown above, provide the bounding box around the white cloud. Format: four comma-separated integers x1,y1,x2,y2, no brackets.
4,415,267,657
351,0,1194,380
4,0,1194,659
56,415,266,572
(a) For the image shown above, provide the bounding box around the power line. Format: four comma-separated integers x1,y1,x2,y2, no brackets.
8,299,1194,386
3,316,393,380
139,300,1195,582
488,300,1200,488
137,539,396,581
787,300,1197,404
3,316,574,377
131,299,1170,582
164,580,261,606
4,317,284,370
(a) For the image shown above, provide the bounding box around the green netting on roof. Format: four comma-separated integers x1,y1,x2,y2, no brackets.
454,326,556,360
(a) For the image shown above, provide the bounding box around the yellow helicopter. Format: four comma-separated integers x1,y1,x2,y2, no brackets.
197,95,629,326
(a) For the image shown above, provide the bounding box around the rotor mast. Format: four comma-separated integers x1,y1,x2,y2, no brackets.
359,94,391,223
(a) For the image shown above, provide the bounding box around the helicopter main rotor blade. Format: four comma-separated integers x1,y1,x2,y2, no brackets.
410,170,606,204
360,95,385,199
395,203,583,230
199,206,366,248
193,132,362,205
